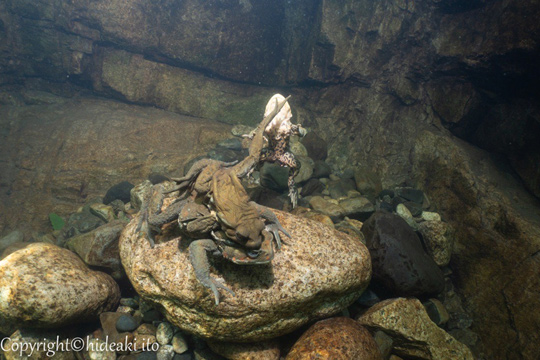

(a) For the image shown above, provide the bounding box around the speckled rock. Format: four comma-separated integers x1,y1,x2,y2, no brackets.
119,210,371,342
361,212,444,297
0,243,120,334
417,221,455,267
156,322,175,345
208,339,280,360
358,298,474,360
286,317,382,360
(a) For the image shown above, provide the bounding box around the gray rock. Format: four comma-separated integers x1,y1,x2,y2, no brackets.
395,187,424,204
290,137,309,157
396,204,418,230
156,322,175,345
116,314,139,332
89,203,116,222
327,178,356,200
311,161,332,179
172,333,189,354
119,210,371,342
339,196,375,221
308,196,345,222
207,148,243,163
353,168,382,201
65,220,125,279
300,178,325,197
361,212,445,297
0,243,120,334
421,211,441,222
66,207,106,236
157,345,175,360
260,162,289,191
294,155,314,184
87,338,117,360
301,132,327,161
0,230,24,254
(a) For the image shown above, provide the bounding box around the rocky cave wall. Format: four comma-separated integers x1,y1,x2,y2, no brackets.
1,0,540,358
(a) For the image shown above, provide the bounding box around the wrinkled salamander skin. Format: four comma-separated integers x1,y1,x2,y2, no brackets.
137,95,293,305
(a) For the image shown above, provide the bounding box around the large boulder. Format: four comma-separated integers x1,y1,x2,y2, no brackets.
358,298,473,360
0,96,231,234
3,0,320,85
119,210,371,342
0,243,120,334
412,130,540,359
361,212,445,297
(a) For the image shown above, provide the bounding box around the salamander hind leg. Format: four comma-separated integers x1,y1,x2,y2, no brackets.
189,239,235,305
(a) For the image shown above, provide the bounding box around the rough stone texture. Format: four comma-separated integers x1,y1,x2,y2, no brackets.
412,130,540,359
308,196,345,222
0,96,231,234
358,298,474,360
119,210,371,342
66,220,126,279
0,243,120,334
362,212,445,297
207,339,280,360
417,220,455,267
286,317,382,360
97,48,274,125
2,0,320,86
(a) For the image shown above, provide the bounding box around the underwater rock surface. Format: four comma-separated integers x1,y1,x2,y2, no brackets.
286,317,382,360
361,212,445,297
0,243,120,334
119,210,371,342
358,298,474,360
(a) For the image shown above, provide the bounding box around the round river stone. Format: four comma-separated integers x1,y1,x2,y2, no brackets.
119,210,371,342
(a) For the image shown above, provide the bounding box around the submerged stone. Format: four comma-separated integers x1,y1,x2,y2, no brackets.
361,212,444,297
286,317,382,360
0,243,120,334
119,210,371,342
